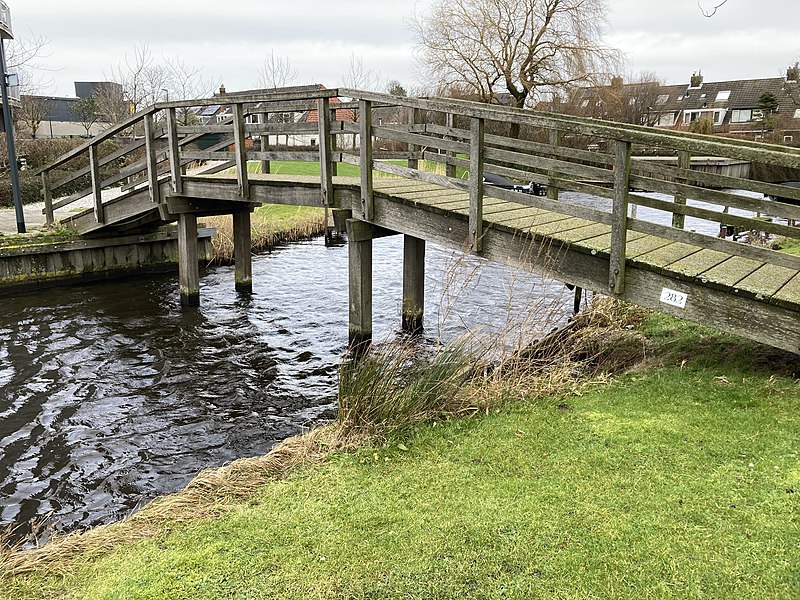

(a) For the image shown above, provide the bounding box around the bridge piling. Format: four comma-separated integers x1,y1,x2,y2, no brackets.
347,219,373,351
178,213,200,306
402,235,426,333
233,210,252,294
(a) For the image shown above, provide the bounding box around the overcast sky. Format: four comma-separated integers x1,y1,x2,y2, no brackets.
7,0,799,98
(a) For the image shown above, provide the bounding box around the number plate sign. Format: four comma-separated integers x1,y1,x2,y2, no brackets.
660,287,688,309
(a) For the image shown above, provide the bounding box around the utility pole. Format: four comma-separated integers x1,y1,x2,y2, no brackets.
0,1,24,233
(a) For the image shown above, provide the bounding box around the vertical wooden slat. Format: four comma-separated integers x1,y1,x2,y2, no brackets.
610,140,632,295
166,107,183,195
318,97,334,243
42,171,53,225
547,128,562,202
469,117,485,253
259,112,270,175
408,107,421,171
347,219,373,352
359,99,374,220
89,144,104,224
232,103,250,199
144,112,160,204
445,112,457,178
672,150,691,229
330,105,338,177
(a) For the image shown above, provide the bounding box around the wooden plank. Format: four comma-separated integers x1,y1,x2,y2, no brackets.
664,248,730,279
625,235,675,259
166,107,183,195
232,103,250,199
359,99,374,220
772,273,800,309
555,223,611,245
736,264,798,299
408,107,421,171
610,140,631,294
144,112,160,204
41,171,53,225
445,113,457,178
347,219,373,348
318,97,334,215
575,230,647,255
633,242,702,270
89,144,104,224
699,256,764,289
672,150,690,229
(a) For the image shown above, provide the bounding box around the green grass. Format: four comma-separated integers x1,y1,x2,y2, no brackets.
239,160,468,179
777,235,800,256
3,315,798,599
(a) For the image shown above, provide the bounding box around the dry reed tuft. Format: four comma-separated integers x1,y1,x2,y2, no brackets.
205,208,326,263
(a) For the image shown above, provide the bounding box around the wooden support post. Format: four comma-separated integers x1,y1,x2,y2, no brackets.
359,99,374,220
347,219,373,351
232,103,250,199
547,129,562,202
402,235,425,333
42,171,53,225
166,107,183,195
178,213,200,306
259,112,270,175
89,144,104,224
144,112,160,204
233,209,252,294
329,106,338,177
610,140,632,295
469,117,485,253
672,150,690,229
318,97,334,243
445,112,457,178
408,107,421,171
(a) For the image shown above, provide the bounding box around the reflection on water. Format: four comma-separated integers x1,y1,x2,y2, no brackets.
0,236,573,542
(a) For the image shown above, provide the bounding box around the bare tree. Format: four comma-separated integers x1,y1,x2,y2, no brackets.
106,43,170,114
94,82,131,126
165,57,219,124
16,94,54,138
258,50,298,90
341,53,381,90
7,33,52,95
414,0,620,114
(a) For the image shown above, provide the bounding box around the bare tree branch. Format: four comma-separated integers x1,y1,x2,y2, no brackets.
698,0,729,17
258,50,298,90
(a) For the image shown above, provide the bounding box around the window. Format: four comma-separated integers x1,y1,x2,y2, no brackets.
784,135,794,143
730,109,752,123
580,99,590,108
658,112,676,126
310,138,316,147
715,90,731,102
656,94,669,105
713,110,723,124
794,108,800,119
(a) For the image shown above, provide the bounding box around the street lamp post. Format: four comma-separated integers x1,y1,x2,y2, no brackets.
0,1,25,233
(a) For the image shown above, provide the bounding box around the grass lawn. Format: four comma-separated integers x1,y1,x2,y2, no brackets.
2,314,798,599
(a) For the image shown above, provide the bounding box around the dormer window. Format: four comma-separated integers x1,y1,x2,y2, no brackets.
716,90,731,102
656,94,669,105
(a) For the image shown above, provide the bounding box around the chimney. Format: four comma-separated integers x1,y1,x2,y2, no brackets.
219,84,226,96
690,72,703,88
787,65,799,82
611,76,623,89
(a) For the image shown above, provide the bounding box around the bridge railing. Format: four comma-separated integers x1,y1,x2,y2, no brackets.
38,88,800,290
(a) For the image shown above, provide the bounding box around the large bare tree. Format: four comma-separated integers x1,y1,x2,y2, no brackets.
258,50,298,90
414,0,619,112
15,94,54,138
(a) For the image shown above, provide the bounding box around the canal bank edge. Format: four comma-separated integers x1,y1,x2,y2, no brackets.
0,228,216,295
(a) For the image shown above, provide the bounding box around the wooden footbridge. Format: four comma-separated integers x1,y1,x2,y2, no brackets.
37,88,800,354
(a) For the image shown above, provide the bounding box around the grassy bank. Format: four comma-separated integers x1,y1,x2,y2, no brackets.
1,301,797,599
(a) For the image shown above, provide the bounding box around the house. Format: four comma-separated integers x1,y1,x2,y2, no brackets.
567,71,800,144
201,84,356,147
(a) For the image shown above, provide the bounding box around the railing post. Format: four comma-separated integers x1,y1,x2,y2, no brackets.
610,140,632,295
359,99,374,220
232,102,250,199
408,106,421,171
547,128,562,202
144,111,160,204
329,105,338,177
672,150,690,229
41,171,53,225
318,97,334,243
89,144,104,224
166,107,183,195
469,117,485,253
259,111,270,175
445,112,457,178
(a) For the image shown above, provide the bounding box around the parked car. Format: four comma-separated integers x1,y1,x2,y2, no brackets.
483,172,547,196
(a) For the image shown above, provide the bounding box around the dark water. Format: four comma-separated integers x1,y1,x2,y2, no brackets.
0,235,574,542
